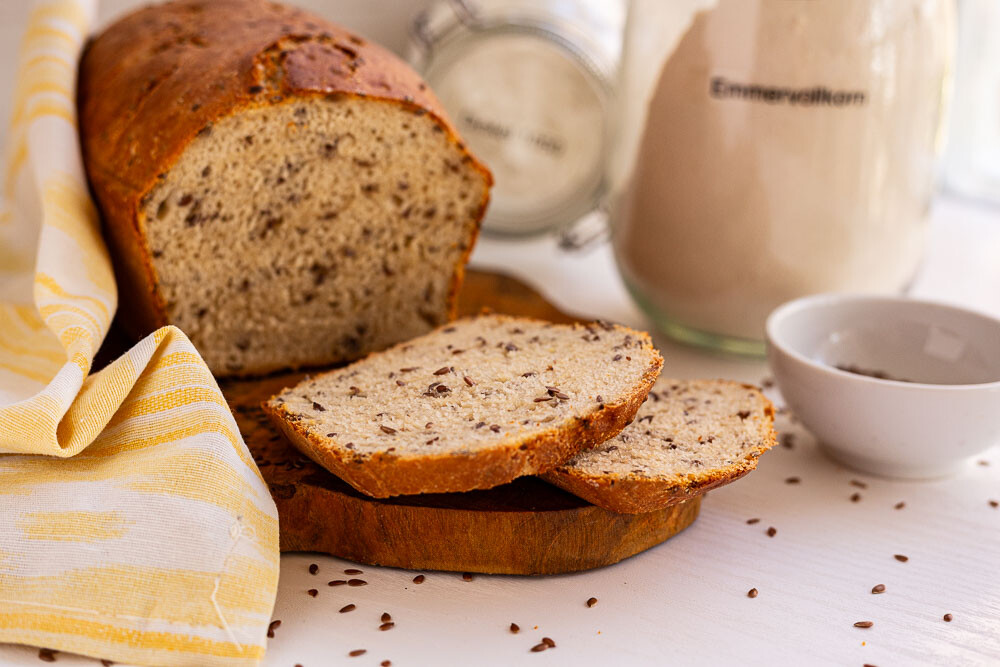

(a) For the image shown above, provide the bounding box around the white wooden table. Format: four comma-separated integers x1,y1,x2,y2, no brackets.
1,194,998,667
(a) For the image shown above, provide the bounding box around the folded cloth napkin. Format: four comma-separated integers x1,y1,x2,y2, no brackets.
0,1,279,665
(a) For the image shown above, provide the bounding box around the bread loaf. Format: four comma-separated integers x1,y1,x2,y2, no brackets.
78,0,492,377
262,315,663,497
543,379,777,513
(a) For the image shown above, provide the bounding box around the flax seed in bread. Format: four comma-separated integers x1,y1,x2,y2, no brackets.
543,379,777,513
262,315,663,497
78,0,492,377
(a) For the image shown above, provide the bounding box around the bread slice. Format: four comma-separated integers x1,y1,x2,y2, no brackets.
542,379,777,513
262,315,663,497
78,0,492,377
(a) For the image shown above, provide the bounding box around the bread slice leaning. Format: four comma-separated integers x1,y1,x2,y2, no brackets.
542,379,777,513
263,315,663,497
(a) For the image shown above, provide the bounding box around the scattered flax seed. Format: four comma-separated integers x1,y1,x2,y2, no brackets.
534,396,553,402
490,424,501,433
309,563,319,575
462,572,474,581
38,649,57,662
312,402,325,411
894,501,906,510
746,518,760,525
345,568,363,574
381,662,391,667
530,643,548,652
854,621,874,628
780,433,795,449
989,500,998,508
433,366,450,375
340,604,356,613
348,579,367,586
329,580,347,586
101,661,113,666
851,493,862,503
349,649,367,657
464,376,475,386
747,588,758,598
380,425,397,435
381,612,392,623
542,637,556,648
850,479,869,489
943,613,953,622
766,527,777,537
871,584,886,594
379,622,395,631
894,554,909,563
307,588,318,597
978,460,989,466
586,597,598,608
785,477,801,484
412,575,425,584
267,619,281,638
510,623,520,634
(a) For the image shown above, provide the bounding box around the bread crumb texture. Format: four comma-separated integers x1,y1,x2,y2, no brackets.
264,315,662,496
144,98,485,376
544,378,777,513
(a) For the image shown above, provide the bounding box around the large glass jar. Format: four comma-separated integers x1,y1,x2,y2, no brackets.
610,0,955,355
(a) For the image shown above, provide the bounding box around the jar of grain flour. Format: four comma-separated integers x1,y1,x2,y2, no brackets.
610,0,955,355
410,0,624,237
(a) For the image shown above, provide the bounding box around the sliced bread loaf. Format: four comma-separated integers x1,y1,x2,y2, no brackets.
542,379,777,513
262,315,663,497
78,0,491,377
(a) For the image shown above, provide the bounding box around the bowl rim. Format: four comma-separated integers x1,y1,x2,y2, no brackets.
765,293,1000,391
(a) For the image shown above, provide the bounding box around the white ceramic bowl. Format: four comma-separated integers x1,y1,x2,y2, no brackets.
766,294,1000,479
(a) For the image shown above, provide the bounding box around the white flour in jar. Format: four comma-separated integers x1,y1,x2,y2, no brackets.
612,0,953,342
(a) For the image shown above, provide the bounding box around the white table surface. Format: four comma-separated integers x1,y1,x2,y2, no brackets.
1,194,999,667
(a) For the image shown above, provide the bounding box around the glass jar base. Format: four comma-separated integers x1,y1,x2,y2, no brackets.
624,281,766,358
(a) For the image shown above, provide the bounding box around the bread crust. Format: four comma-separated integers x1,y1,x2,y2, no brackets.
261,317,663,497
542,382,778,514
78,0,492,342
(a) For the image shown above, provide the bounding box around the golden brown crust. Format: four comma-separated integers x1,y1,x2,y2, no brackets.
78,0,492,340
225,367,702,573
261,317,663,498
542,384,778,514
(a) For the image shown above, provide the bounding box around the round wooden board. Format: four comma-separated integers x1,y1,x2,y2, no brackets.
219,269,702,575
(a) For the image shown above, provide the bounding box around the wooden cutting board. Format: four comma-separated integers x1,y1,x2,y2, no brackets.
220,269,700,575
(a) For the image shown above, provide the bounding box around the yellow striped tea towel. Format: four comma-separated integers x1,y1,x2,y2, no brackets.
0,1,280,665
